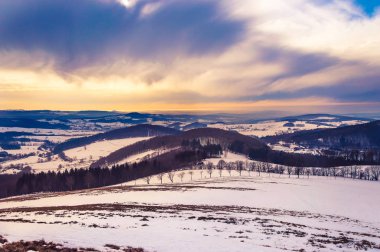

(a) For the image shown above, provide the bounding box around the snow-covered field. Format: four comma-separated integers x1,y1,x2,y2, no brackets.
0,137,150,174
0,171,379,251
64,137,150,161
210,119,367,137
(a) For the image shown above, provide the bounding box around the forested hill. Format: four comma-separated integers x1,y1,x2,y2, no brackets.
264,120,380,150
90,128,269,168
53,124,180,154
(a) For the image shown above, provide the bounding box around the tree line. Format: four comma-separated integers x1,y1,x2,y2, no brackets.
0,143,222,198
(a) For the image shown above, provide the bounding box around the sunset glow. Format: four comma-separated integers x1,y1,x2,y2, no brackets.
0,0,379,113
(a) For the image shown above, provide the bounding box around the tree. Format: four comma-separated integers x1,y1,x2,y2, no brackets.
341,167,348,179
206,162,213,178
332,166,337,179
66,176,75,191
226,162,233,176
266,163,273,177
248,162,255,176
156,173,164,184
236,161,244,176
278,165,285,177
287,166,292,178
217,160,226,177
370,166,380,181
178,172,185,182
144,175,153,184
167,172,175,183
305,168,310,179
84,172,95,188
188,171,194,181
294,166,303,179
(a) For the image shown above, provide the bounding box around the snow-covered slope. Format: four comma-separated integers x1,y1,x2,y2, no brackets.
0,172,379,251
0,137,149,174
210,118,367,138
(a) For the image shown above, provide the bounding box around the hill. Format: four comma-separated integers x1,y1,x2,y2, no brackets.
90,128,269,168
264,120,380,150
90,127,364,169
53,124,179,154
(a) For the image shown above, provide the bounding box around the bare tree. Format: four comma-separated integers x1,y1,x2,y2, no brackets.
294,166,303,179
247,162,254,176
278,165,285,177
178,172,185,182
217,160,226,177
206,162,213,178
188,171,194,181
144,175,153,184
341,167,349,179
167,172,175,183
266,163,273,177
370,166,380,181
305,168,310,179
287,166,292,178
200,170,204,179
332,167,337,179
236,161,244,176
156,173,164,184
226,162,233,176
257,162,262,176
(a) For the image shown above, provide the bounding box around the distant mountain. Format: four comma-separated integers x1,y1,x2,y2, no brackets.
264,120,380,150
277,114,370,123
182,122,208,131
241,113,371,124
0,110,373,131
0,118,69,129
53,124,179,154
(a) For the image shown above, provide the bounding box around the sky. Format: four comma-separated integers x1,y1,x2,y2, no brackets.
0,0,380,114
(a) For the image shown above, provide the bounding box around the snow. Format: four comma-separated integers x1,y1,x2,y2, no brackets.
0,137,150,174
0,127,97,136
64,137,150,161
269,142,322,155
1,172,379,251
1,143,40,155
209,119,368,137
205,152,249,165
116,147,177,165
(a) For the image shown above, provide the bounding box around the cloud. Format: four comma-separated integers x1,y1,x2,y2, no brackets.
0,0,380,113
0,0,244,72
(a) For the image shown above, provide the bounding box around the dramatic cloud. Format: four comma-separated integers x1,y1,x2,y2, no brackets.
0,0,244,71
0,0,379,113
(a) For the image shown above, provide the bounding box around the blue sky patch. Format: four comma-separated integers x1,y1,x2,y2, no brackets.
354,0,380,16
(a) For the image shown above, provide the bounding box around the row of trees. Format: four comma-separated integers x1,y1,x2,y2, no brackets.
194,160,380,181
139,160,380,185
2,145,380,198
1,145,223,197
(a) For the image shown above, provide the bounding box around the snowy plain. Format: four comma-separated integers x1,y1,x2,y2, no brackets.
0,170,379,252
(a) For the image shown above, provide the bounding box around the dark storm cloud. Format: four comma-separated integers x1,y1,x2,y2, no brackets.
0,0,245,71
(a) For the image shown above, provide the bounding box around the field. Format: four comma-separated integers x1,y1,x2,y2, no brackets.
0,137,150,174
1,171,379,251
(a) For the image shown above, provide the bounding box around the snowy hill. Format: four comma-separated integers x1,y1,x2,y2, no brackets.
0,171,379,251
